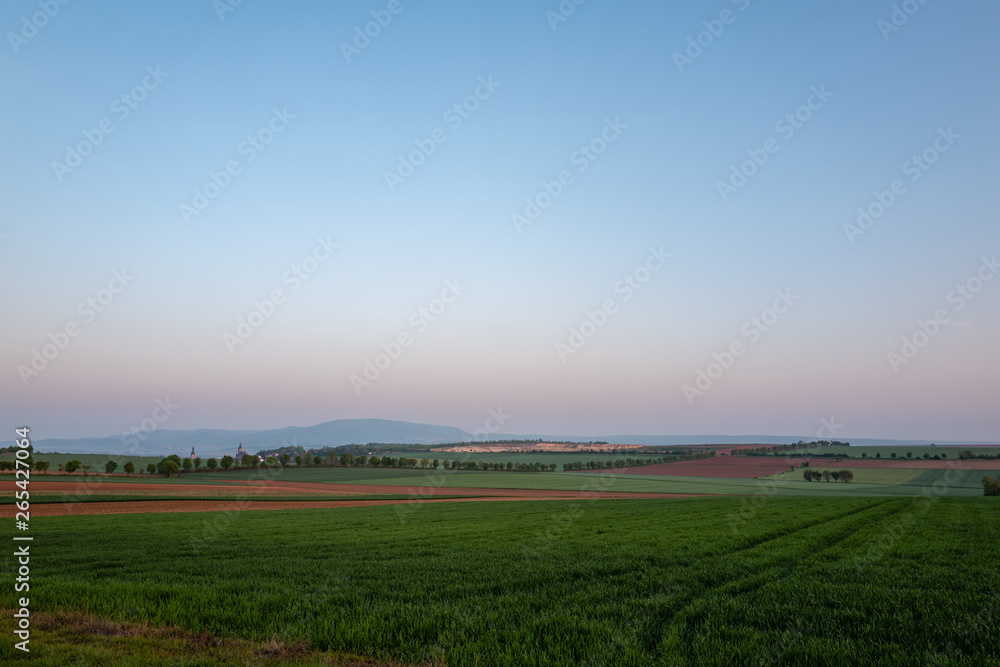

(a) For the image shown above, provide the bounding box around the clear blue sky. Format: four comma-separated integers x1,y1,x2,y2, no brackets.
2,0,998,441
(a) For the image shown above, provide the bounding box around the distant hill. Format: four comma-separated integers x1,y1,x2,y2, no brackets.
9,419,997,458
20,419,470,459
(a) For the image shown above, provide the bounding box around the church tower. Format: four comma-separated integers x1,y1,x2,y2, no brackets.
190,446,196,460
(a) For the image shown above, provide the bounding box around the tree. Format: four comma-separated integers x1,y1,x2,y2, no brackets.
420,458,430,469
34,460,51,472
831,471,840,481
194,457,202,470
875,452,881,459
220,456,233,470
123,461,135,474
146,463,157,474
105,460,118,474
959,449,975,460
862,452,867,458
339,452,353,467
158,459,179,477
313,455,322,466
822,470,831,482
242,454,259,468
809,470,823,482
802,469,813,482
906,452,912,458
182,458,193,471
890,452,897,459
280,453,291,467
369,456,381,467
432,459,439,469
65,460,82,473
982,476,1000,496
294,455,303,466
266,455,278,467
207,458,218,471
839,470,854,483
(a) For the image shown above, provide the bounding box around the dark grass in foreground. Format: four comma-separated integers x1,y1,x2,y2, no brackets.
0,494,482,505
3,497,999,666
0,610,402,666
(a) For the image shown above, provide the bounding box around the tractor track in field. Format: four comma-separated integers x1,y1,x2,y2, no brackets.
632,499,908,660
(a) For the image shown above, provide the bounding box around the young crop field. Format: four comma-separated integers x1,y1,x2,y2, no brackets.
0,452,165,470
3,497,998,666
189,465,991,497
786,445,1000,459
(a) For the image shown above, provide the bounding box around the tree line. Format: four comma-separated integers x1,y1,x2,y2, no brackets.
802,469,854,482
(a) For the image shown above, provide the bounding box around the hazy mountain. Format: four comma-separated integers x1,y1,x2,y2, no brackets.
12,419,996,458
20,419,470,458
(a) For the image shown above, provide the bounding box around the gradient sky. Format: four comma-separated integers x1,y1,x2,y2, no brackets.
2,0,998,441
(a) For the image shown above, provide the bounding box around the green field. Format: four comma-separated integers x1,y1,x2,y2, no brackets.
4,497,998,665
789,445,1000,459
188,465,991,497
767,467,925,485
0,452,165,469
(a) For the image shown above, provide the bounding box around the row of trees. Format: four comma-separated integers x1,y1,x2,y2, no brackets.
802,469,855,482
732,441,849,457
561,452,713,471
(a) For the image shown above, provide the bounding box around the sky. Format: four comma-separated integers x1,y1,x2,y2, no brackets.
1,0,998,442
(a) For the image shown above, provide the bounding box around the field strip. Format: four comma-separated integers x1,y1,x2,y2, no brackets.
6,493,706,517
659,500,907,657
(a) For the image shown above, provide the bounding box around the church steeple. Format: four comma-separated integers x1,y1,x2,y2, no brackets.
190,446,196,460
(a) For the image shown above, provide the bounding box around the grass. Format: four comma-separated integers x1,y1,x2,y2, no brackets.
0,494,482,505
3,497,998,665
0,609,400,666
